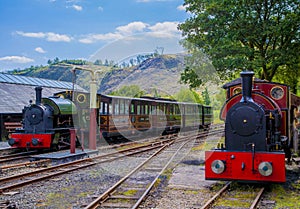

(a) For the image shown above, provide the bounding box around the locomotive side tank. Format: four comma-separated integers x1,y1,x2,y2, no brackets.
8,87,77,149
205,71,286,182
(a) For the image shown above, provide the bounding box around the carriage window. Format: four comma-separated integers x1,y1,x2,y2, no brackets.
145,105,149,114
170,104,174,115
160,104,165,115
100,102,103,114
198,106,202,115
165,104,169,114
109,103,112,114
158,104,162,115
175,105,180,114
187,105,193,114
141,104,145,114
131,103,135,114
104,103,108,114
100,102,109,114
114,101,119,115
137,105,141,115
125,100,129,114
120,100,125,114
150,105,156,115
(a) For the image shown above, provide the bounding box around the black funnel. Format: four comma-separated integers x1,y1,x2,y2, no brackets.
35,86,43,105
240,71,254,103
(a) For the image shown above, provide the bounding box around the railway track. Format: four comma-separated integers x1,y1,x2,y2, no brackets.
201,182,265,209
0,127,224,207
0,136,178,194
83,135,197,209
0,126,223,176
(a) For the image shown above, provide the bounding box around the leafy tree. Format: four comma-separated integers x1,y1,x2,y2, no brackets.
180,40,219,89
272,64,300,94
179,0,300,87
53,57,60,64
174,88,204,103
110,85,145,97
202,87,211,105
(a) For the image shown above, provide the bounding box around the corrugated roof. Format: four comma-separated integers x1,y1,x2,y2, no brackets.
0,73,85,90
0,73,87,113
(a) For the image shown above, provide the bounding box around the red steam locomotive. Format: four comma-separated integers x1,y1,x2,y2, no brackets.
205,71,300,183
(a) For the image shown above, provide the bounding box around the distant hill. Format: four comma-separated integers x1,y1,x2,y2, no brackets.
99,54,187,95
10,54,189,96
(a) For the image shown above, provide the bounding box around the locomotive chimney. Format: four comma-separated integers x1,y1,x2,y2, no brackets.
35,86,43,105
240,71,254,103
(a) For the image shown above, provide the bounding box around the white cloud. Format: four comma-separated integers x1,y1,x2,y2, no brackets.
148,21,180,37
35,47,47,53
116,22,149,35
46,32,72,42
79,33,123,44
0,56,34,63
177,5,186,11
72,4,82,11
79,21,180,44
98,6,104,11
16,31,45,38
15,31,72,42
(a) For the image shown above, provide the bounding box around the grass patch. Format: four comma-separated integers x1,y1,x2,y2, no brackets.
184,190,198,195
214,183,259,208
191,143,205,151
268,184,300,209
122,189,138,196
45,192,71,208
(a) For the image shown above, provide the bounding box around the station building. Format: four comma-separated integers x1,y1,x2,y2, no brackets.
0,73,85,141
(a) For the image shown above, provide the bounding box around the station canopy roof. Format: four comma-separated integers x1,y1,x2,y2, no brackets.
0,73,86,114
0,73,81,89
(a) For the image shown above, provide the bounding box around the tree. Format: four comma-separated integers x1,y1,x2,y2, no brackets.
202,87,211,105
179,0,300,85
174,88,204,103
110,85,145,97
179,40,219,89
94,59,102,65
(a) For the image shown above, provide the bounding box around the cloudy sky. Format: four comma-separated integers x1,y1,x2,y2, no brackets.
0,0,188,71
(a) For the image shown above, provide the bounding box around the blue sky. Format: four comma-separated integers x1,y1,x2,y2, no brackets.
0,0,188,71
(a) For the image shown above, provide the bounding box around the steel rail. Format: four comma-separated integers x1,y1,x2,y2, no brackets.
84,141,174,209
132,138,194,209
0,159,50,170
0,150,36,160
200,182,231,209
250,187,265,209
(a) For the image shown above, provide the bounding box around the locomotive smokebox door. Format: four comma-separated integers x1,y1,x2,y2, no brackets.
225,102,266,151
